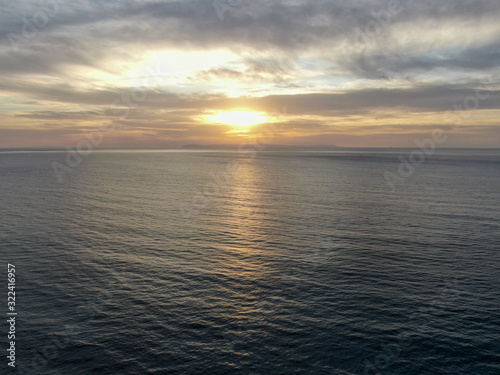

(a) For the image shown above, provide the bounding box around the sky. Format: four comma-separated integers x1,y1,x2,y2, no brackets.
1,0,499,148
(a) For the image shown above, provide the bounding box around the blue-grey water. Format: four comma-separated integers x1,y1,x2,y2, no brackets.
1,149,499,375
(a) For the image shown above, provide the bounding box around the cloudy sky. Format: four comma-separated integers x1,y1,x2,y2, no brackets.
1,0,499,148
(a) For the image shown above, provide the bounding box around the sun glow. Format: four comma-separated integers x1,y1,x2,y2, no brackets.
207,111,271,127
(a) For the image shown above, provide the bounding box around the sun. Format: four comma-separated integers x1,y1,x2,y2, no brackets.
206,110,271,127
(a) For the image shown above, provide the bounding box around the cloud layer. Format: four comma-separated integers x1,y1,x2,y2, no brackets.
1,0,499,147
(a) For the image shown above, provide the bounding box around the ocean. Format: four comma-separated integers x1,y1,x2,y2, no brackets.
1,149,499,374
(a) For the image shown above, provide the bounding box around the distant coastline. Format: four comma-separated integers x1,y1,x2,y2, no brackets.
180,144,341,151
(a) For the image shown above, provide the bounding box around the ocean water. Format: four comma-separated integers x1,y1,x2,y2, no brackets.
1,149,499,375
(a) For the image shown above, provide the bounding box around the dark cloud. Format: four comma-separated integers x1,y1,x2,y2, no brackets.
339,42,500,80
14,110,100,119
5,77,500,118
2,0,499,76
